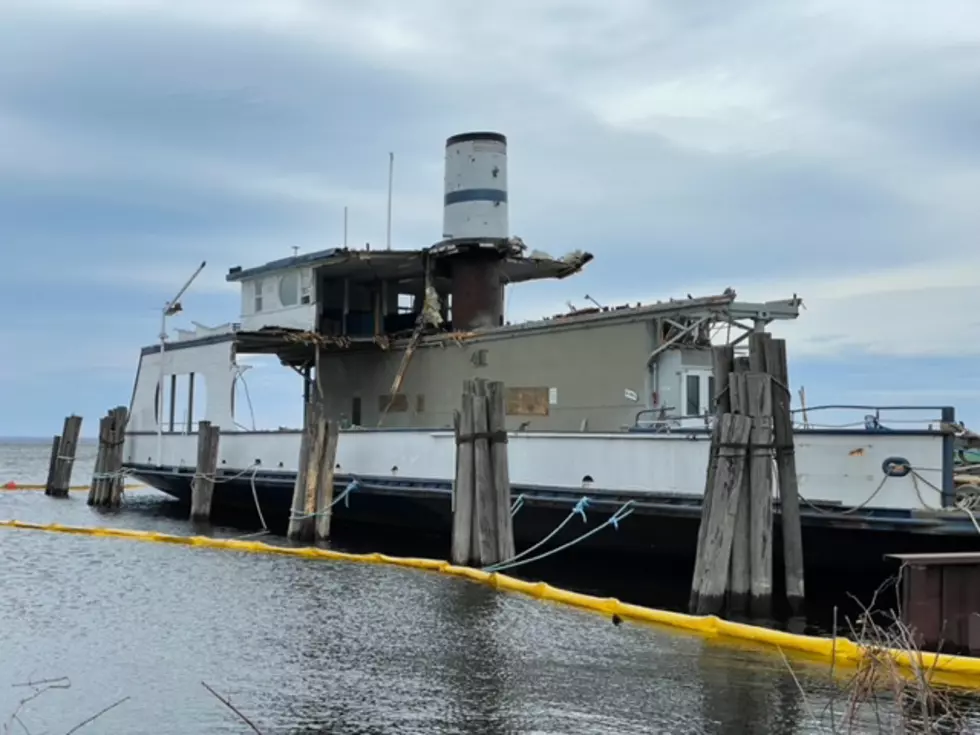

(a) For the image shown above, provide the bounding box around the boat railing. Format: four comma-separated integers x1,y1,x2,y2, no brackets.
633,404,955,433
791,404,954,432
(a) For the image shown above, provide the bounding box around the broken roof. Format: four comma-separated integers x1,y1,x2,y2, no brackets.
225,239,594,285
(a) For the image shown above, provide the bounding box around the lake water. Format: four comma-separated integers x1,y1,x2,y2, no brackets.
0,439,974,733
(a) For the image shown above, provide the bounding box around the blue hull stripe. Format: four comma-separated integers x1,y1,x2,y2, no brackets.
445,188,507,206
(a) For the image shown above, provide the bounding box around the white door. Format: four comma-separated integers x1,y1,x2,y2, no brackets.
681,370,714,418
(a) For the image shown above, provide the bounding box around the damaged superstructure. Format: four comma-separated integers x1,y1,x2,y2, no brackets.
222,132,801,431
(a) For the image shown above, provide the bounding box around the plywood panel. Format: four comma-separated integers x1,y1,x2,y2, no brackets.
505,387,549,416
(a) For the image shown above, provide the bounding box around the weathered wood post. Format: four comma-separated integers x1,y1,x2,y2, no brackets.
190,420,220,522
728,367,751,616
314,419,339,542
44,435,61,496
690,412,752,615
106,406,129,508
471,380,496,564
766,337,805,615
288,399,329,542
451,379,514,567
689,345,734,612
47,415,82,497
451,382,476,565
487,381,515,561
745,372,774,617
88,415,110,506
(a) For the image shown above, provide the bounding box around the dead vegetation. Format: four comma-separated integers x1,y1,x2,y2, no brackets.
781,575,978,733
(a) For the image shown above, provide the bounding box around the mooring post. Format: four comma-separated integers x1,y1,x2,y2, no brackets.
48,415,82,497
691,412,752,616
314,419,339,542
728,370,751,617
767,337,805,616
107,406,129,508
88,415,110,506
745,372,774,618
451,382,476,565
190,420,220,522
287,402,314,541
44,435,61,497
487,381,515,561
689,345,734,613
471,379,498,565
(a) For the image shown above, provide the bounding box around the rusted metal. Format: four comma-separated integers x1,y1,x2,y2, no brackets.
886,552,980,655
450,253,503,331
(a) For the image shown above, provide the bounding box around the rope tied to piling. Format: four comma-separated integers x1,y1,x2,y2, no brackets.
455,430,509,445
483,500,635,574
288,477,362,520
510,494,525,517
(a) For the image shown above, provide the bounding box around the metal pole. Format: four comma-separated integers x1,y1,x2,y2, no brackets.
156,309,166,466
343,205,348,248
386,152,394,251
156,260,207,467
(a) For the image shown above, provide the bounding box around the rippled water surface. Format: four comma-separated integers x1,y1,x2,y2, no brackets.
0,440,971,733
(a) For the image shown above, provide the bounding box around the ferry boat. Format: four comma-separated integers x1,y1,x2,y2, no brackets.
121,131,980,569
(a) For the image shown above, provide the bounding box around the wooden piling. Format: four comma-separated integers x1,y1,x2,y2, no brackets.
47,415,82,497
451,383,476,565
190,420,220,522
288,398,335,543
106,406,129,508
88,416,110,506
728,370,751,616
689,345,735,613
314,419,339,542
472,380,497,564
487,381,515,561
44,435,60,496
86,406,129,507
766,337,806,615
691,412,753,615
451,379,514,567
745,372,774,618
288,402,314,541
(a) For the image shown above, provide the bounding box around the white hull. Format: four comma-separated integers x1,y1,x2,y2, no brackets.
124,427,946,512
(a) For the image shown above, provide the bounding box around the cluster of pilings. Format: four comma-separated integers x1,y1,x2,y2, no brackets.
451,379,516,567
44,415,83,497
689,333,805,619
88,406,129,508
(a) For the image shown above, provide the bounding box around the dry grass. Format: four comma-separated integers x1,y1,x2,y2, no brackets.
782,575,976,733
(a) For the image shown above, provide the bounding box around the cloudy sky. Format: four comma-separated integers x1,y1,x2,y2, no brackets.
1,0,978,437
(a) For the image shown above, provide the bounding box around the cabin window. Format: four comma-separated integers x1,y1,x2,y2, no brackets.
397,293,413,313
279,271,300,307
351,397,362,426
254,279,264,312
300,271,312,305
708,375,716,413
685,374,701,417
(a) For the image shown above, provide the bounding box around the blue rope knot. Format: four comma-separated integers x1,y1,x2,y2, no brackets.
573,496,590,523
342,477,362,508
